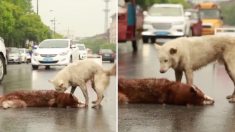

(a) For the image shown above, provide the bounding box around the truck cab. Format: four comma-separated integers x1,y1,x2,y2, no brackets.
195,2,223,35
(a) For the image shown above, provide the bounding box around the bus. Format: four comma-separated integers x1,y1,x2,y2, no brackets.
194,2,223,35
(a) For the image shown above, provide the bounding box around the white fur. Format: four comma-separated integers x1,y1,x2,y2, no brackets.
156,35,235,100
50,60,116,107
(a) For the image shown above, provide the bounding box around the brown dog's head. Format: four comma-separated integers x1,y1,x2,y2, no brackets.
183,85,214,105
53,92,83,108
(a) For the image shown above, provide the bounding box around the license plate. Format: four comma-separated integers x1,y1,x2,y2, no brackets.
43,57,53,62
155,31,169,36
104,54,110,56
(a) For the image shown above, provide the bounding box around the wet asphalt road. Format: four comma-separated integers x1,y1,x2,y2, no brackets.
0,62,116,132
118,40,235,132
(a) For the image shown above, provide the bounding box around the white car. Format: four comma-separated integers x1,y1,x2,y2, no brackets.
7,47,21,64
72,44,87,60
142,4,190,43
0,37,7,83
31,39,74,70
19,48,28,63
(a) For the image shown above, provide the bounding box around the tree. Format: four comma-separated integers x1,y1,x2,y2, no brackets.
0,0,61,47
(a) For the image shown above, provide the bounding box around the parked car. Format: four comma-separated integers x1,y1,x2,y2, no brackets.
7,47,21,64
72,43,87,60
98,49,115,63
19,48,28,63
186,9,202,36
0,37,7,83
31,39,74,70
142,4,191,43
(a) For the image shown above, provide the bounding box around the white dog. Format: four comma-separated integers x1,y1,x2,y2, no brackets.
155,35,235,101
49,60,116,107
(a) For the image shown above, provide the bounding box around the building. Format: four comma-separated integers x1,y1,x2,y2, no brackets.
108,14,117,44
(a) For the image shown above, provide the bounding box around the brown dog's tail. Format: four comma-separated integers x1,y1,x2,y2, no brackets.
105,64,116,76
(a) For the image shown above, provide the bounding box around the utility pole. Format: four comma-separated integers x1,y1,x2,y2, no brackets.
37,0,39,15
104,0,110,33
51,18,56,38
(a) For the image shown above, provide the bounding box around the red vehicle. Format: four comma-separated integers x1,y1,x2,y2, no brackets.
118,0,143,52
186,9,202,36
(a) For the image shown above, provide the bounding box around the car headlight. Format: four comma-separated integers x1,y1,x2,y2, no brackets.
173,21,184,25
60,51,68,56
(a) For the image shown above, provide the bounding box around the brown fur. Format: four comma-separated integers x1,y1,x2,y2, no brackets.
0,90,83,109
118,78,214,105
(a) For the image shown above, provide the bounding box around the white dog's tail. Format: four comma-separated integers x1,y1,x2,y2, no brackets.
105,64,116,76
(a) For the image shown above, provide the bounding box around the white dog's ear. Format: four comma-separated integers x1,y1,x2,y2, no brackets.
169,48,177,55
155,44,161,50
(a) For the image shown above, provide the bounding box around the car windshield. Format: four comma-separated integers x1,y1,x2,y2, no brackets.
78,46,85,50
199,9,220,19
149,6,183,16
9,48,19,53
100,49,113,53
39,40,69,48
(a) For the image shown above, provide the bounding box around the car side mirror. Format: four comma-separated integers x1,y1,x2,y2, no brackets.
220,16,224,20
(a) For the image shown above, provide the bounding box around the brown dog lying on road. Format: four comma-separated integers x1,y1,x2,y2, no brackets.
0,90,84,109
118,78,214,105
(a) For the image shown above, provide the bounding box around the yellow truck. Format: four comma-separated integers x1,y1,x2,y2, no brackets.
195,2,223,35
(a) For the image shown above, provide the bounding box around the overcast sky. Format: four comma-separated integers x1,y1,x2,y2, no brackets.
31,0,116,38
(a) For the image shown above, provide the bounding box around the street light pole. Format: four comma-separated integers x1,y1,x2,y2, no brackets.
37,0,39,15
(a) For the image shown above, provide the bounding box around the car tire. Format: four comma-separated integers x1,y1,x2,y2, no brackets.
110,60,114,63
142,36,148,43
70,56,73,63
45,65,50,70
0,54,6,84
32,65,39,70
150,37,156,44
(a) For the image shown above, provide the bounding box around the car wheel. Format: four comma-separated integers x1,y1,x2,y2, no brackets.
32,65,39,70
150,37,156,44
110,60,114,63
0,55,6,84
70,56,73,63
45,65,50,70
142,36,148,43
